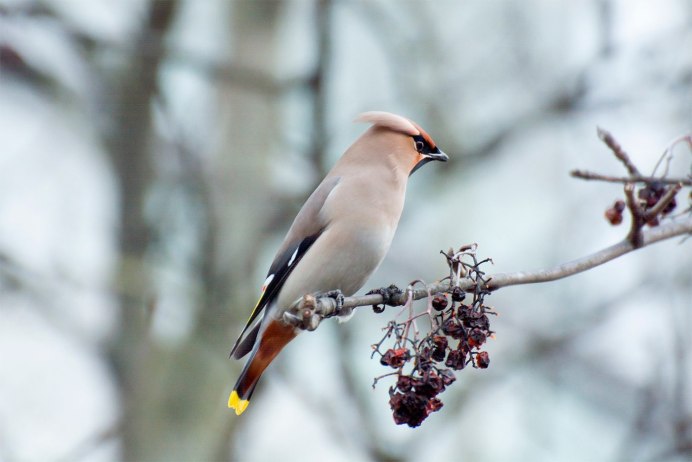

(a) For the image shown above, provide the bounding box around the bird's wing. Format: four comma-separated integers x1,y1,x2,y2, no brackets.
230,176,341,358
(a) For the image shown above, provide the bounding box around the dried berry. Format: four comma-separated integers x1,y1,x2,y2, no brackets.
605,206,623,225
431,294,448,311
426,397,443,413
380,348,410,368
475,351,490,369
438,368,456,386
418,347,434,371
431,336,448,361
375,246,496,427
390,390,429,427
397,375,413,392
468,328,487,348
445,348,467,370
462,312,490,330
614,199,625,212
442,318,464,339
415,373,446,398
451,286,466,302
638,182,668,210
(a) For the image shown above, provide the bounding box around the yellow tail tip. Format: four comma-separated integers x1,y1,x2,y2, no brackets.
228,391,250,416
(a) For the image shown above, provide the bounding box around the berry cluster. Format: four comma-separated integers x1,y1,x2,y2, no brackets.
637,182,677,226
604,199,625,225
605,181,680,227
372,249,495,428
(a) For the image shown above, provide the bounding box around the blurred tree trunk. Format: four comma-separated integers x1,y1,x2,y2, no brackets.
104,1,285,461
104,1,179,461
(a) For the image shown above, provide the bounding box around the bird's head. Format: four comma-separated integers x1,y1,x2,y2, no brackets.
354,111,448,175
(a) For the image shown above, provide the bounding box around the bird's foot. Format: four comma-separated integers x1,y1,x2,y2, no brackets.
322,289,349,318
366,284,403,313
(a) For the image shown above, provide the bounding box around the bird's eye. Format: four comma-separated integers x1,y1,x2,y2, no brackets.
415,140,425,152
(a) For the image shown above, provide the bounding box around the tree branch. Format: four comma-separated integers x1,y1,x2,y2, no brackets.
285,215,692,325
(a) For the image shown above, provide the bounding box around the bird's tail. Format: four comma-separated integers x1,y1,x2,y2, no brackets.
228,319,296,415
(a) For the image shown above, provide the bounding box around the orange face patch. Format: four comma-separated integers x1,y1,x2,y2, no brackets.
418,128,437,151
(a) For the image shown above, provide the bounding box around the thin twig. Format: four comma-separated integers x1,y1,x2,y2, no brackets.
597,127,640,175
624,183,644,247
570,170,692,186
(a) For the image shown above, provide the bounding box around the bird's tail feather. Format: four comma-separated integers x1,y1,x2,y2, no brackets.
228,319,296,415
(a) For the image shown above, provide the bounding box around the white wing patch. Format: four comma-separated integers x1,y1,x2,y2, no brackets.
287,247,299,267
261,274,275,292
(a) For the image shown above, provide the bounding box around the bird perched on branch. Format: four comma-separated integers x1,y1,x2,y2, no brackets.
228,111,448,415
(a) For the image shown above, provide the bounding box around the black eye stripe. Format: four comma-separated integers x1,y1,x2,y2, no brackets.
412,135,431,154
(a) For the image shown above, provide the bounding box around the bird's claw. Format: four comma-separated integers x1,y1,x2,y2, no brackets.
322,289,348,317
366,284,403,313
323,289,344,307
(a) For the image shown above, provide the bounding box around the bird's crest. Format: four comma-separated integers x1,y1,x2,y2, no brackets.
355,111,420,136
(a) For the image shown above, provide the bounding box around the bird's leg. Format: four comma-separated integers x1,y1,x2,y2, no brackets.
366,284,403,313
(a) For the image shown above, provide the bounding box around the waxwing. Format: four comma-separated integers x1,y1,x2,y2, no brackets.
228,111,448,415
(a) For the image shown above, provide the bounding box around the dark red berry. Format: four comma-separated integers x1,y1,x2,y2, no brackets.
396,375,413,392
445,349,467,370
380,348,410,368
415,373,445,398
431,294,448,311
605,206,623,225
468,328,487,348
475,351,490,368
418,347,434,371
426,397,443,413
431,335,448,361
442,318,464,339
390,390,429,427
451,286,466,302
463,312,490,330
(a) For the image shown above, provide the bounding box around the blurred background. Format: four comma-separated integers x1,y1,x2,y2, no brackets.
1,0,691,461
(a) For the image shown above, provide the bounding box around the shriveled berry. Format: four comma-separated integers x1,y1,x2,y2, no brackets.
614,200,625,212
605,206,623,225
463,312,490,330
456,304,472,319
431,294,448,311
442,318,464,339
468,328,487,348
415,373,445,398
380,348,410,368
438,368,456,386
418,347,434,371
426,397,443,413
475,351,490,368
445,349,467,370
431,335,448,361
451,286,466,302
397,375,413,392
390,390,429,427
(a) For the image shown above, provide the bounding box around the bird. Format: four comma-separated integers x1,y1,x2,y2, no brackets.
228,111,448,415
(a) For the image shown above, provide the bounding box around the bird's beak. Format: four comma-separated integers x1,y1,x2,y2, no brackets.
410,150,448,175
427,151,449,162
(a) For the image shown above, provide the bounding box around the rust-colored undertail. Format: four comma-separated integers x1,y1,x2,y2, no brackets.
228,319,296,415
